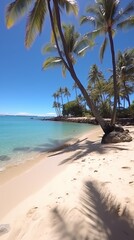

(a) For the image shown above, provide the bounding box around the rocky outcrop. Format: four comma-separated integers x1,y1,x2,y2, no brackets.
101,129,132,144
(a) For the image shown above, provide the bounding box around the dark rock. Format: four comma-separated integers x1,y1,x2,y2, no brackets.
101,130,132,144
114,124,124,132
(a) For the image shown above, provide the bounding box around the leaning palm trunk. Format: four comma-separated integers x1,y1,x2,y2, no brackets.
48,0,110,133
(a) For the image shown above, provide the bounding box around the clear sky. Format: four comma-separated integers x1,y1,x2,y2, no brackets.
1,0,134,116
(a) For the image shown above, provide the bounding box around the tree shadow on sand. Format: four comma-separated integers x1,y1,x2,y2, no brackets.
32,138,72,153
50,181,134,240
48,137,129,165
12,138,72,154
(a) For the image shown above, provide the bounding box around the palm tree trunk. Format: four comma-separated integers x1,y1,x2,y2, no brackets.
61,95,64,108
47,0,69,71
108,28,117,125
50,0,112,133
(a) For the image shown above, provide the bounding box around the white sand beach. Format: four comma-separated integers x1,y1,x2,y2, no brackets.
0,126,134,240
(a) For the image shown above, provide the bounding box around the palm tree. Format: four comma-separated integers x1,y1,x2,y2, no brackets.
52,91,60,104
52,101,61,116
58,87,64,108
5,0,118,135
52,92,58,101
72,82,79,102
116,49,134,107
80,0,134,125
108,49,134,108
64,87,71,104
87,64,107,105
52,101,59,116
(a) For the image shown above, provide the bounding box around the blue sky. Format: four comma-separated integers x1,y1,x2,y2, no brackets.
0,0,134,116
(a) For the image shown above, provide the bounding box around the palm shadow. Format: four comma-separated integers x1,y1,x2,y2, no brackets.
12,138,72,154
33,138,72,152
80,181,134,240
48,136,129,165
50,181,134,240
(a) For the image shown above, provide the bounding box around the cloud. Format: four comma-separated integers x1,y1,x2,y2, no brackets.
45,112,56,116
15,112,35,116
0,112,56,117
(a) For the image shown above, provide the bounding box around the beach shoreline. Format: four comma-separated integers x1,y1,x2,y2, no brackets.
0,125,98,186
0,125,134,240
0,126,101,219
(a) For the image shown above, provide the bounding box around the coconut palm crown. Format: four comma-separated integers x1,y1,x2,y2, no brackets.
42,24,92,76
80,0,134,60
6,0,78,48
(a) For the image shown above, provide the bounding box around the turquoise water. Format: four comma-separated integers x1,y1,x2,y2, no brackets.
0,116,95,171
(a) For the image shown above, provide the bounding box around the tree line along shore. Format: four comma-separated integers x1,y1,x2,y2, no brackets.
41,116,134,126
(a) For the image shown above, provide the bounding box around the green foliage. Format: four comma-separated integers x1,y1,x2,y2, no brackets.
128,101,134,117
116,107,131,118
99,101,112,118
81,0,134,62
42,57,62,69
42,24,92,76
62,101,85,117
6,0,32,28
100,37,108,62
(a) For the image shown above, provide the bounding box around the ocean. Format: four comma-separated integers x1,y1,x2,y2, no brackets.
0,115,95,172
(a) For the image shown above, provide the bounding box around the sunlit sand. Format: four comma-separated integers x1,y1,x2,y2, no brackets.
0,126,134,240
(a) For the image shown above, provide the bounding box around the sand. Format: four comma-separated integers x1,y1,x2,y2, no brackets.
0,126,134,240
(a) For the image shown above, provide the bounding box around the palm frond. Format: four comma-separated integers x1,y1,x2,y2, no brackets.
25,0,47,48
74,37,94,56
80,16,95,26
125,48,134,57
6,0,32,28
62,63,67,77
42,57,63,70
58,0,78,15
100,36,108,62
86,5,99,15
125,65,134,75
62,24,79,52
120,1,134,16
112,28,116,37
117,16,134,29
114,1,134,23
86,28,104,39
101,0,121,23
42,43,57,54
50,7,60,44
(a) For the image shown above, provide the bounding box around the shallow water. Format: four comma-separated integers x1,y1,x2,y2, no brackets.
0,116,95,171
